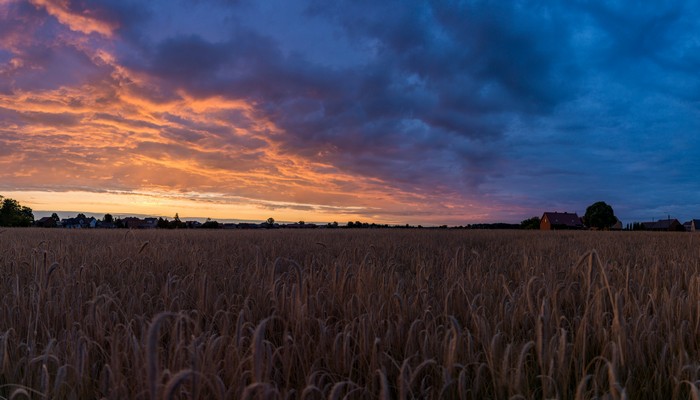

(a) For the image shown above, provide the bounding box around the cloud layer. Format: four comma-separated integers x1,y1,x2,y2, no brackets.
2,0,700,223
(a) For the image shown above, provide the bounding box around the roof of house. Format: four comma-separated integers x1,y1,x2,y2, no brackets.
542,212,583,227
642,219,680,230
60,216,94,226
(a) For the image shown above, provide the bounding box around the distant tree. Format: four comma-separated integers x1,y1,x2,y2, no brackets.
0,196,34,227
76,213,86,220
298,220,305,225
51,213,60,222
202,220,220,229
347,221,354,228
157,217,169,229
170,213,185,229
520,216,541,230
266,217,275,225
103,213,114,223
583,201,617,230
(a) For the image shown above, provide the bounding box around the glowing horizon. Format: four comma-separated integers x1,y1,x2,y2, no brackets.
3,189,509,226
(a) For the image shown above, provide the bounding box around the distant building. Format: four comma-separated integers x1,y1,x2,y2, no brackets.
96,221,116,229
690,219,700,232
540,212,583,230
123,217,157,229
610,219,623,230
35,216,57,228
123,217,144,229
237,223,262,229
641,219,682,231
61,216,96,229
284,223,318,229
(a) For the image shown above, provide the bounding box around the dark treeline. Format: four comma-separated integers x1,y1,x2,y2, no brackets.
0,195,34,227
4,194,696,231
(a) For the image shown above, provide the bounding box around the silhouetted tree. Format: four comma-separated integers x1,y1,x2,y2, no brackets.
51,213,60,222
520,216,541,230
103,214,113,223
170,213,186,229
583,201,617,230
157,217,169,229
202,220,220,229
0,196,34,227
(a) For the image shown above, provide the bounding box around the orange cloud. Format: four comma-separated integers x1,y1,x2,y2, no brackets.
29,0,117,37
0,10,511,226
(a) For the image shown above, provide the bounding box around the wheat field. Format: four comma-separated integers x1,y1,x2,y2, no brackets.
0,228,699,399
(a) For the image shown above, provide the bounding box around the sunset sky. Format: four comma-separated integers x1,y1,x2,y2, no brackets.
2,1,700,225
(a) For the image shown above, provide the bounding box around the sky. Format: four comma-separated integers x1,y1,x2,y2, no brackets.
1,0,700,225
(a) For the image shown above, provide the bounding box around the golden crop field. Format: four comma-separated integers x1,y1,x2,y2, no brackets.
1,228,699,399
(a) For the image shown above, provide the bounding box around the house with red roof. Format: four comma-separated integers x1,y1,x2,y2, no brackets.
540,212,584,230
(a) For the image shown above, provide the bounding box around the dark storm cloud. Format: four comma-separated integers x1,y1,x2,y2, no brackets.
105,1,590,202
257,2,577,194
120,4,517,131
311,1,576,109
149,35,230,81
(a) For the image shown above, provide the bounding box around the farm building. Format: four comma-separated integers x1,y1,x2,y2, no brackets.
610,219,623,230
34,216,57,228
540,212,584,230
61,216,97,229
690,219,700,232
641,219,682,231
123,217,158,229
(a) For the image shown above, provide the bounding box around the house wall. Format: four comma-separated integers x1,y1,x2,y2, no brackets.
540,216,552,230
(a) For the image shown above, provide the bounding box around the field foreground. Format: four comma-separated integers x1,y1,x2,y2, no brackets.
1,229,700,399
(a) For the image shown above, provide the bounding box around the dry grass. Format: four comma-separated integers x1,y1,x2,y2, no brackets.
1,229,700,399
